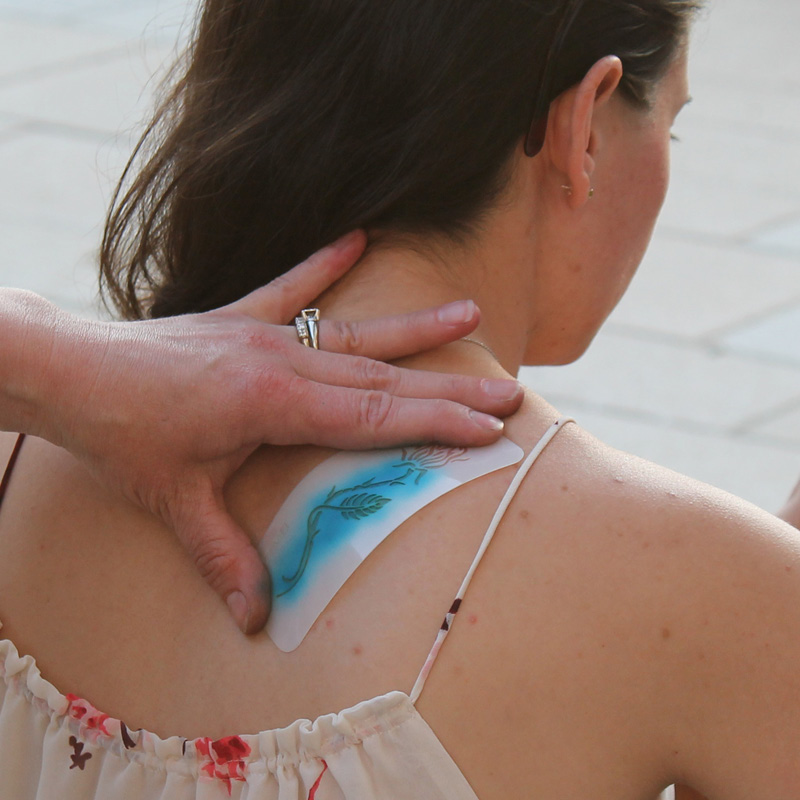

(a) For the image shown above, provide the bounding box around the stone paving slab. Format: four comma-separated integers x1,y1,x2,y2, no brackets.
722,307,800,367
608,234,800,340
564,408,800,514
752,218,800,260
0,41,176,134
0,129,114,231
0,18,125,80
752,404,800,449
522,333,800,432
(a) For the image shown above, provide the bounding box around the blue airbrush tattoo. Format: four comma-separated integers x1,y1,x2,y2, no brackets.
258,438,523,651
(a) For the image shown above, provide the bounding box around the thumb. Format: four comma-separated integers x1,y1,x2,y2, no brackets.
174,493,272,635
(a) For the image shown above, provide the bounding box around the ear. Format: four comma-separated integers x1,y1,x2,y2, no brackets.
547,56,623,208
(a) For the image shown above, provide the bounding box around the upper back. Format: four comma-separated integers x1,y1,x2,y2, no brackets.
1,394,800,799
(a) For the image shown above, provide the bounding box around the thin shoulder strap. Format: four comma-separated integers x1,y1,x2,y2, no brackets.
410,416,574,704
0,434,26,509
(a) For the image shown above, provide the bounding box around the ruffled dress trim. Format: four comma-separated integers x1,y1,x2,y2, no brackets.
0,620,439,797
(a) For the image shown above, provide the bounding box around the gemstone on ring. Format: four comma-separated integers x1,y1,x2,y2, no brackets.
295,308,320,348
295,316,310,345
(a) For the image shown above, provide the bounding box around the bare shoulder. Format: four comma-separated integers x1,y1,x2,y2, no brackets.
501,414,800,796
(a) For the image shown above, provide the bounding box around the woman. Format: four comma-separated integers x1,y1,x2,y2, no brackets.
1,1,798,798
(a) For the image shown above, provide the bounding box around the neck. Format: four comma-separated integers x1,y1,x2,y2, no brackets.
315,230,532,378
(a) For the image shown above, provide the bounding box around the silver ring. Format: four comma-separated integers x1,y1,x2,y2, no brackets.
295,308,320,349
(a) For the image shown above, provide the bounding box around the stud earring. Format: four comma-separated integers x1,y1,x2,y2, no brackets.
561,185,595,199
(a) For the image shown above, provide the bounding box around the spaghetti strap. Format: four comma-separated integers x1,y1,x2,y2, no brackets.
409,416,574,704
0,433,25,509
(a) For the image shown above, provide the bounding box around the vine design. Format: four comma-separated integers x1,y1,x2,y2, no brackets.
276,447,468,596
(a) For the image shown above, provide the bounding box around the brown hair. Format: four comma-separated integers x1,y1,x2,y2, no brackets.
100,0,700,320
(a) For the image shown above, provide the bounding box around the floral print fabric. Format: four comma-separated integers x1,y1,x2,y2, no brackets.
0,629,479,799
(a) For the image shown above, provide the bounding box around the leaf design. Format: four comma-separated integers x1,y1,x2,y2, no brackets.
398,446,469,470
279,472,401,595
339,493,391,520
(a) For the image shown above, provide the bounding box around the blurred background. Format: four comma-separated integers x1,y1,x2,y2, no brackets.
0,0,797,511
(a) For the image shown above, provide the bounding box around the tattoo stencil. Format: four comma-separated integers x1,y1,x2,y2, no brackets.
277,446,468,596
259,437,523,651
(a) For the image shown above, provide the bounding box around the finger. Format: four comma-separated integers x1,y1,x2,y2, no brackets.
173,492,272,635
292,348,523,417
284,380,510,449
318,300,483,360
234,230,367,323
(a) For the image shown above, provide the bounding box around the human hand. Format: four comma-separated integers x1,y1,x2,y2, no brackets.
33,231,522,634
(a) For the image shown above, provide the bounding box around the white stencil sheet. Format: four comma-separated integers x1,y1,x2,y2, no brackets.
258,437,524,651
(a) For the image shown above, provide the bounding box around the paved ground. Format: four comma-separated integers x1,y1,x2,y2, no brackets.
0,0,798,513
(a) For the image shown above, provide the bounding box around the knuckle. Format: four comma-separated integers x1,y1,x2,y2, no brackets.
354,357,394,390
358,390,395,432
430,398,462,422
243,361,287,400
266,272,294,301
269,375,315,443
332,320,363,354
237,324,276,354
445,373,469,398
220,335,294,405
263,273,299,319
165,489,239,593
285,373,312,406
193,541,239,591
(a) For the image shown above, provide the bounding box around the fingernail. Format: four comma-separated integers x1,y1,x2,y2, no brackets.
331,230,362,252
470,410,504,432
437,300,476,326
482,379,522,401
226,591,250,633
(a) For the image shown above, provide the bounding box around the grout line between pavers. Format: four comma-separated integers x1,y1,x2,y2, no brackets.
695,295,800,346
601,324,800,374
731,396,800,438
0,45,137,90
0,117,117,144
0,10,85,29
654,225,748,250
744,211,800,242
519,393,725,436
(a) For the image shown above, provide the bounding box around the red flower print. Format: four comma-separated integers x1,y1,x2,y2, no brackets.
210,735,250,762
194,735,252,796
65,694,111,736
308,760,328,800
